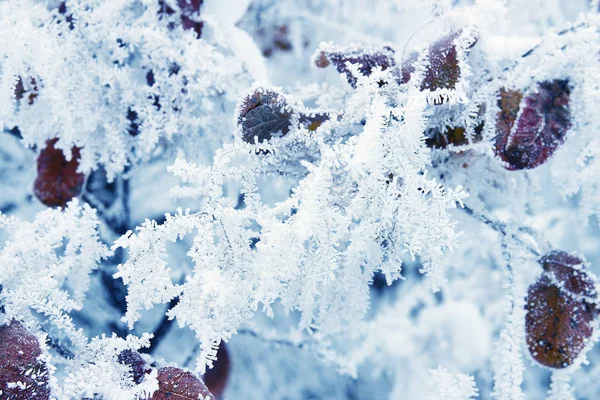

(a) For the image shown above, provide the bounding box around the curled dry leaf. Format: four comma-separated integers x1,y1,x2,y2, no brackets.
495,80,571,170
314,44,397,88
0,321,51,400
152,366,215,400
525,251,598,368
34,138,86,208
401,29,477,92
237,88,329,144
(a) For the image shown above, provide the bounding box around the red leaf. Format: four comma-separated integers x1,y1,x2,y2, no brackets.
0,321,51,399
525,251,598,368
152,367,215,400
33,138,85,208
495,80,571,170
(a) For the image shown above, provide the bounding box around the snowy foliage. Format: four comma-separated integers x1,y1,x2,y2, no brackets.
3,0,600,399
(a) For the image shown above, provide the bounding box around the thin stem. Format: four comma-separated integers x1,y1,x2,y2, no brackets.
461,205,543,257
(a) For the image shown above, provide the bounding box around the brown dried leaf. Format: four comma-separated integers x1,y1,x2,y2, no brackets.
525,251,598,369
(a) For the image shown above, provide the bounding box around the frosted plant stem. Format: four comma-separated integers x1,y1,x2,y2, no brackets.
547,370,574,400
462,205,549,256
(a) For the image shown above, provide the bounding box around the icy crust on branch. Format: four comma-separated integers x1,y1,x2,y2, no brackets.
525,251,599,369
0,321,51,400
426,367,478,400
0,0,252,179
116,71,468,372
0,200,110,346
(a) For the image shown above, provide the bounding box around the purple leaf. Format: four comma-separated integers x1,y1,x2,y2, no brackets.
0,321,51,399
158,0,203,38
495,80,571,170
401,29,477,93
237,88,328,145
117,350,148,385
314,44,397,88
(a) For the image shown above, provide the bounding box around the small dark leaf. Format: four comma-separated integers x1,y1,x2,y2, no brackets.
0,321,51,399
34,138,85,208
14,77,39,105
314,45,397,88
127,108,140,137
238,88,294,144
158,0,203,38
525,251,598,369
117,350,148,385
495,80,571,170
57,2,75,30
202,343,230,398
425,123,484,149
152,366,215,400
237,88,329,145
401,29,477,93
256,25,292,57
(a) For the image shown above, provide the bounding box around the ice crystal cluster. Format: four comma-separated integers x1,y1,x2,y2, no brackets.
2,0,600,399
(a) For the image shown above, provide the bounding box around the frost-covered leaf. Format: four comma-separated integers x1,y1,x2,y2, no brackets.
34,138,85,208
401,29,477,93
237,88,294,143
118,350,149,385
314,43,397,88
236,87,328,144
495,80,571,170
152,367,215,400
540,251,598,301
0,321,51,400
525,251,598,369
